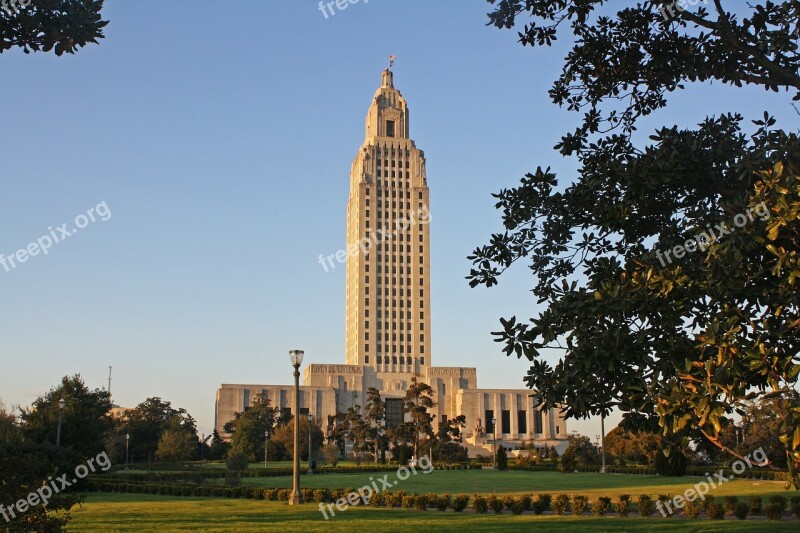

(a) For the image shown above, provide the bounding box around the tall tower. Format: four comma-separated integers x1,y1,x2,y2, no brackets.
345,69,431,374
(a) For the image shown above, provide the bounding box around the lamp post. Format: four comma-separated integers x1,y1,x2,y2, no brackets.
56,398,65,446
289,349,304,505
201,433,205,462
125,433,130,469
491,416,497,469
307,413,314,475
599,412,607,474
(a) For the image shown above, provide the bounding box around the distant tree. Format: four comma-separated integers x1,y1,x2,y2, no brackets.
271,416,324,462
719,396,792,468
496,444,509,470
563,434,599,467
20,374,112,460
323,442,340,466
0,405,83,531
1,0,108,55
223,395,277,462
125,397,196,463
404,377,436,459
155,424,197,463
605,427,661,465
207,429,229,461
548,445,558,462
364,387,386,462
436,415,467,443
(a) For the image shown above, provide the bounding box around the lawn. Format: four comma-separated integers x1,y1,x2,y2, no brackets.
67,494,798,532
230,469,791,501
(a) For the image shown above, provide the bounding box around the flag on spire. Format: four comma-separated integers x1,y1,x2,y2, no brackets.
388,55,397,69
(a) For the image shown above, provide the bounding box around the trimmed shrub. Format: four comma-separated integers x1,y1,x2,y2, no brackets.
764,503,783,521
769,495,787,511
654,449,688,476
615,494,631,517
425,492,437,508
684,500,701,518
657,495,672,517
511,498,525,515
452,494,469,512
750,495,763,514
572,495,588,516
503,495,515,510
435,494,451,511
537,493,552,510
700,494,715,512
591,497,612,516
638,495,654,518
488,494,504,513
401,495,415,509
708,503,725,520
473,495,488,514
734,502,750,520
520,494,532,511
792,502,800,519
532,500,545,515
496,446,508,471
552,494,570,515
413,495,427,511
369,492,384,506
724,495,739,515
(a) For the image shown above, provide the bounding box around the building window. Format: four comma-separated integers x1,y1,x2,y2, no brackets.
364,344,369,352
518,411,527,435
392,356,398,364
501,410,511,434
420,357,424,365
377,355,382,364
385,398,404,428
386,121,395,137
534,410,543,434
364,356,369,364
485,410,494,434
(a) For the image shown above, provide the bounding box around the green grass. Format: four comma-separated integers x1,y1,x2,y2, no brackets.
68,494,799,532
229,469,789,500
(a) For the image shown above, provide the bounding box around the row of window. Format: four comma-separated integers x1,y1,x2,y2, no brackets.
483,409,545,435
363,355,426,366
365,332,425,342
376,159,410,168
363,344,425,355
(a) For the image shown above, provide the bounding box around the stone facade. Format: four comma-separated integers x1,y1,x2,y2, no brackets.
215,69,569,456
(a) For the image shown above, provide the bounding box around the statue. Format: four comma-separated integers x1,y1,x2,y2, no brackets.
475,417,486,439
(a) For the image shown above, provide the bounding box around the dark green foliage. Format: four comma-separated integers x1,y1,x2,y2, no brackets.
764,503,784,520
472,494,488,514
401,495,414,509
452,494,469,512
769,495,787,510
488,494,504,513
684,500,701,518
615,494,630,517
496,445,508,470
654,449,688,476
476,0,800,488
638,495,654,517
591,496,612,516
536,493,552,510
552,494,570,515
435,494,451,511
750,495,763,514
511,498,525,514
724,495,739,514
502,494,515,510
413,494,427,510
0,0,108,55
559,448,576,473
571,495,587,515
708,503,726,519
734,502,750,520
520,494,532,511
532,500,545,515
701,494,715,512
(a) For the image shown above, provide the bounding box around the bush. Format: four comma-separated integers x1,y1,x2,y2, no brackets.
764,503,783,520
383,491,398,509
590,496,610,516
401,495,415,509
488,494,504,513
769,495,787,511
435,494,451,511
532,500,545,515
734,502,750,520
638,495,654,517
511,498,525,515
700,494,715,512
559,449,577,473
572,495,588,516
537,493,552,510
724,495,739,515
552,494,570,515
750,495,763,514
657,495,672,517
503,495,515,510
792,502,800,519
708,503,725,520
496,446,508,471
369,492,384,507
313,489,328,503
473,495,488,514
684,500,701,518
615,494,631,517
413,495,427,511
452,494,469,512
520,494,532,511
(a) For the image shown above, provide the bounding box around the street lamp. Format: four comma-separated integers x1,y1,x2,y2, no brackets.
289,349,304,505
491,416,497,469
307,413,314,475
125,434,130,469
56,398,66,446
599,412,607,474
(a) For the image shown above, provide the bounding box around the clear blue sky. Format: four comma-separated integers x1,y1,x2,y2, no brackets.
2,0,797,439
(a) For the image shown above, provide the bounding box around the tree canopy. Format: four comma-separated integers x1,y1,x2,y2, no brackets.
1,0,108,55
472,0,800,488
